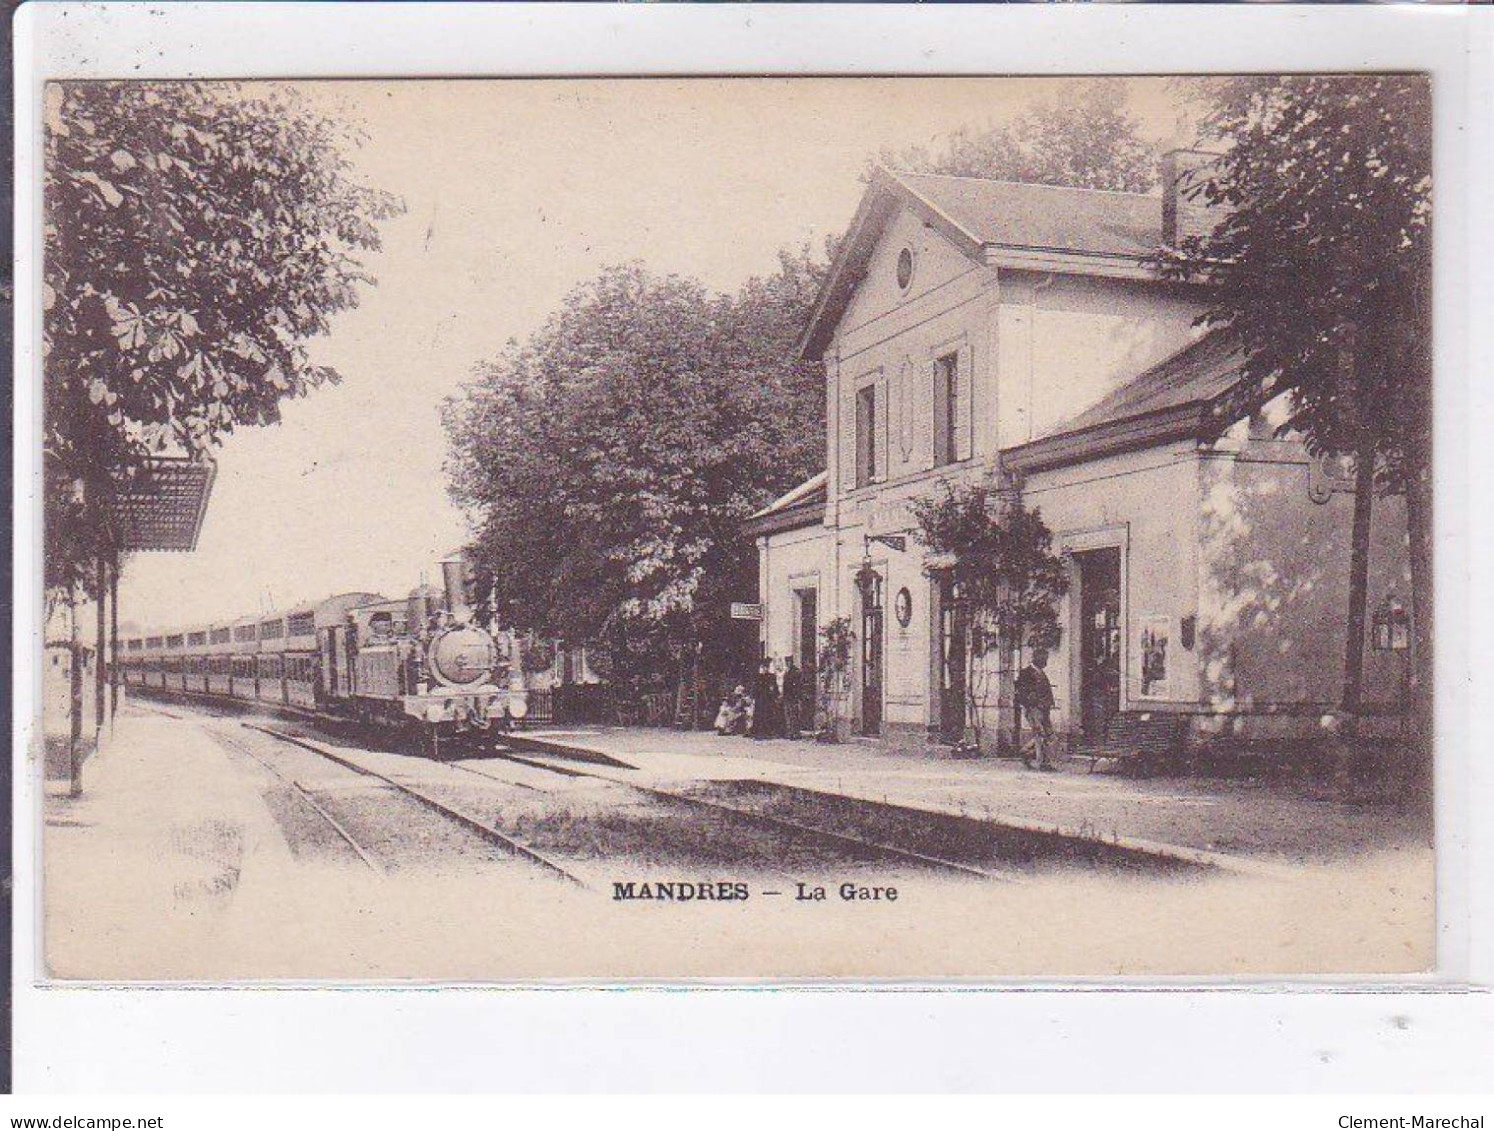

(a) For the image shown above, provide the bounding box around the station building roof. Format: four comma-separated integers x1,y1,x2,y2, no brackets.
742,471,827,539
1002,331,1246,475
799,167,1181,362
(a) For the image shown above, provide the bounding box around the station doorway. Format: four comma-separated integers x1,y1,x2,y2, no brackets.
1077,547,1122,739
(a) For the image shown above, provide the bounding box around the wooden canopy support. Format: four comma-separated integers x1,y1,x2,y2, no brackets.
65,457,216,795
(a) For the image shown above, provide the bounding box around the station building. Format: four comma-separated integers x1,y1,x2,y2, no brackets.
744,159,1412,753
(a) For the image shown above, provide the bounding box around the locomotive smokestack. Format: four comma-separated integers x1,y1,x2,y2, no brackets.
440,554,471,620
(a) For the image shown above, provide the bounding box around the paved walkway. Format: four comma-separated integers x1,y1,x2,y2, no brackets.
41,706,305,980
514,725,1429,868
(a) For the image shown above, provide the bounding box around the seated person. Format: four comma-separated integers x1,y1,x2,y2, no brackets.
714,685,753,735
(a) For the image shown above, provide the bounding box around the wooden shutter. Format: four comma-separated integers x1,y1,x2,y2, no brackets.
931,357,949,469
875,374,890,482
954,346,973,462
842,389,861,492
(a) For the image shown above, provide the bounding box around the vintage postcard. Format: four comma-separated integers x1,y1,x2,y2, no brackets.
34,74,1437,981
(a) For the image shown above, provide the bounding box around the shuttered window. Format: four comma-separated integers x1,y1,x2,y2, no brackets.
875,373,889,482
855,383,877,488
933,347,973,465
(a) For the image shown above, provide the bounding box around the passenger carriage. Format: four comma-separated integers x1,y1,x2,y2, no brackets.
122,636,144,687
163,631,186,692
183,627,210,694
227,617,259,699
204,622,234,696
255,613,287,707
142,635,163,688
282,604,319,710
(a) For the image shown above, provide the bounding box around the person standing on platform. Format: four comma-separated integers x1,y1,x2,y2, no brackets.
1015,646,1057,771
749,658,783,740
781,658,804,737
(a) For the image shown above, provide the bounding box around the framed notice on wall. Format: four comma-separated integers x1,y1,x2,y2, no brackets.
1138,614,1171,699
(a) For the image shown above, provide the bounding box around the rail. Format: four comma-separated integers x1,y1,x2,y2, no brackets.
242,723,587,887
472,743,1020,883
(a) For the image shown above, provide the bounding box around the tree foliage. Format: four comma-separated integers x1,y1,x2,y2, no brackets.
814,615,855,738
911,480,1069,747
44,81,403,594
911,479,1069,650
443,251,827,675
1160,76,1432,485
875,79,1159,193
1160,76,1433,784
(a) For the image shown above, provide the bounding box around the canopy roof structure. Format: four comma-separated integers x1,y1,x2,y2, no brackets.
110,456,217,552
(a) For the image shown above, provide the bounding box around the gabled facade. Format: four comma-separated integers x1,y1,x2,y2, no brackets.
746,161,1411,752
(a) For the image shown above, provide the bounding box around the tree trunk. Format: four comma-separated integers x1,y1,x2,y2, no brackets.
1402,386,1435,807
110,554,121,722
1008,634,1022,760
1340,426,1377,746
95,555,108,738
68,590,83,798
964,627,981,753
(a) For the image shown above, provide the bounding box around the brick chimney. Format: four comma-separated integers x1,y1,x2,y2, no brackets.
1161,148,1220,247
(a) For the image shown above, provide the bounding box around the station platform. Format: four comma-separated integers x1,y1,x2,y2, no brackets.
41,706,306,980
509,724,1429,871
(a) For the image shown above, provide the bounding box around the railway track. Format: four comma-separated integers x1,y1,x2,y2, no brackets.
471,742,1022,885
149,701,1019,886
206,726,386,875
240,723,588,887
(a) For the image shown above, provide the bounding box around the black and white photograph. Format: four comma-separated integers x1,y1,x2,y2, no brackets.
31,70,1439,981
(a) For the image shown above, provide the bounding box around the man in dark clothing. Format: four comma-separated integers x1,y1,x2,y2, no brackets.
781,659,804,736
1014,646,1057,771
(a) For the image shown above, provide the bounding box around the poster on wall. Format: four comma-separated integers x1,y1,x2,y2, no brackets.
1139,614,1171,699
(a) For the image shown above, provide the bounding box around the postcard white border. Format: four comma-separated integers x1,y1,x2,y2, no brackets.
11,1,1493,1093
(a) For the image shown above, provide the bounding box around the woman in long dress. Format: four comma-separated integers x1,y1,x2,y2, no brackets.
748,659,782,739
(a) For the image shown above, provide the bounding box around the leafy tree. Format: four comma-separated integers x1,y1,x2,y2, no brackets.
875,79,1158,192
1159,75,1432,790
814,615,855,741
444,251,827,683
911,480,1068,754
44,81,403,598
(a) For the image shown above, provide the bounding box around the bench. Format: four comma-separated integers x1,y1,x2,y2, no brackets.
1076,712,1188,775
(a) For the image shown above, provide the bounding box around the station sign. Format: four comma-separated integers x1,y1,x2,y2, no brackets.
730,602,764,621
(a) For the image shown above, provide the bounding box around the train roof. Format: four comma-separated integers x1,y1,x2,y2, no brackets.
134,590,390,645
314,591,388,628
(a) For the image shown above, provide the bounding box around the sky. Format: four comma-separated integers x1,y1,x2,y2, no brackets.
113,76,1199,634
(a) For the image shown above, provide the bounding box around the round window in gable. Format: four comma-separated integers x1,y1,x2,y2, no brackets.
896,247,915,292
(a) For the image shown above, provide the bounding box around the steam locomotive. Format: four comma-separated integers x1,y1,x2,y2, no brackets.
119,555,519,756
